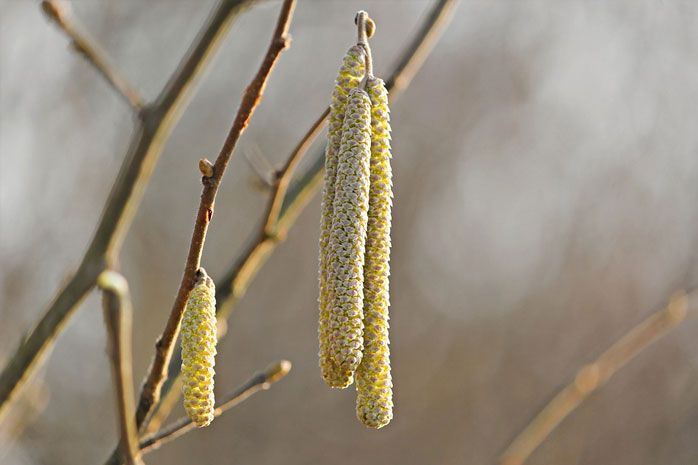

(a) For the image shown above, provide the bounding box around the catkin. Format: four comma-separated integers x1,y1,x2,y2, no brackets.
319,45,366,388
326,87,373,382
355,77,393,429
181,269,217,428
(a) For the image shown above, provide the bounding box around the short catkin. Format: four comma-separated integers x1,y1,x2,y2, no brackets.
355,77,393,429
318,45,366,388
181,269,217,428
326,87,373,382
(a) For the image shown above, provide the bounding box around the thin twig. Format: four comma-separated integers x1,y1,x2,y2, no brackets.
146,0,459,429
0,0,256,422
263,108,329,236
97,271,144,465
499,290,698,465
138,361,291,454
41,0,144,112
133,0,295,434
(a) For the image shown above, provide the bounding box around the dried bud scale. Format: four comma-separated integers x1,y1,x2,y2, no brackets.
319,45,366,388
355,77,393,429
327,87,373,380
181,269,217,428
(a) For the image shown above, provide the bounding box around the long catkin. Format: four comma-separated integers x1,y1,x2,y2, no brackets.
181,269,217,428
326,87,373,383
319,46,366,388
355,77,393,429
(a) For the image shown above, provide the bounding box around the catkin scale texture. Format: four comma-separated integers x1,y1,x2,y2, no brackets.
355,77,394,429
326,87,373,381
181,270,217,428
318,45,366,388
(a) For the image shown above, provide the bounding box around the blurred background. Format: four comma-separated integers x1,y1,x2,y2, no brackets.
2,1,698,464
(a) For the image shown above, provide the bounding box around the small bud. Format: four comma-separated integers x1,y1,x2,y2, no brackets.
199,158,214,178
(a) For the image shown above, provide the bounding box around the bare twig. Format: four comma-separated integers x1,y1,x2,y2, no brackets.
499,290,698,465
133,0,295,433
41,0,144,112
263,108,329,237
243,145,276,188
0,0,256,422
97,271,143,465
146,0,459,430
138,361,291,454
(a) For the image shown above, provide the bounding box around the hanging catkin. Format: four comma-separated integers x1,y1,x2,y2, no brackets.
318,45,366,388
326,87,373,382
355,77,393,429
181,269,217,428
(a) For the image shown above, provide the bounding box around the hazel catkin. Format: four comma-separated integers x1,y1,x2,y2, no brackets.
181,268,217,428
355,77,393,429
318,45,366,388
326,87,373,382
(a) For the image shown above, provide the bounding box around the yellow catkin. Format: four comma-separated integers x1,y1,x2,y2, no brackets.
319,45,366,388
181,269,217,428
326,87,372,382
355,77,393,429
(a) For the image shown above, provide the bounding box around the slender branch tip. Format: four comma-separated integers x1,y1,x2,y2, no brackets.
41,0,67,23
264,360,292,384
97,270,129,295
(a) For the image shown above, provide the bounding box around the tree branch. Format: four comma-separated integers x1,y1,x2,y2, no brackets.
97,271,144,465
138,361,291,454
41,0,144,112
133,0,295,433
0,0,256,422
499,290,698,465
146,0,459,429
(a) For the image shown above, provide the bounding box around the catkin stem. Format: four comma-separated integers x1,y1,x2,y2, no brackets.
356,11,374,85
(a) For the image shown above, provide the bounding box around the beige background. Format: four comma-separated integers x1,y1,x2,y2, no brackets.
2,1,698,464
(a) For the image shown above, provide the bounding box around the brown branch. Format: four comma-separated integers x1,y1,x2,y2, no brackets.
145,0,459,429
499,290,698,465
138,361,291,454
133,0,295,434
97,271,144,465
41,0,144,112
0,0,256,422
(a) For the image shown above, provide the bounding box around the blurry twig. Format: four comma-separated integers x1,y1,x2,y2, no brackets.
146,0,459,429
133,0,295,438
41,0,144,112
243,145,275,189
499,290,698,465
139,361,291,454
0,0,256,422
98,271,144,465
